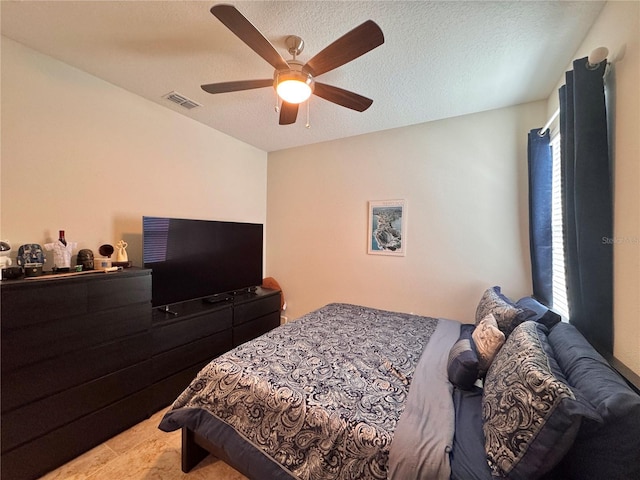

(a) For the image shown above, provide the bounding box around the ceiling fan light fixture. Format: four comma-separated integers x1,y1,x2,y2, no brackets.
275,71,314,104
204,5,385,125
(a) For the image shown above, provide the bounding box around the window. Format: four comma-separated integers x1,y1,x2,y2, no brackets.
550,133,570,319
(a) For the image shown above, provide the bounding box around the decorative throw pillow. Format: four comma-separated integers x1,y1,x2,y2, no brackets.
472,314,505,374
475,286,533,336
516,296,562,330
514,296,548,319
447,324,480,390
482,322,600,480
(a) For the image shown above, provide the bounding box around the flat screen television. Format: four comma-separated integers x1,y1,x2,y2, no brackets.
143,216,263,308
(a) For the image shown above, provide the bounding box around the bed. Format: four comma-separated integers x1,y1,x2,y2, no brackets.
159,289,640,480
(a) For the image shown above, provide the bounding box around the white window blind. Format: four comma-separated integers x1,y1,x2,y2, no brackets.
550,133,570,319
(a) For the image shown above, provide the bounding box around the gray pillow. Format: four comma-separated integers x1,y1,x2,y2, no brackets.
447,324,480,390
548,322,640,480
516,296,562,330
482,322,600,480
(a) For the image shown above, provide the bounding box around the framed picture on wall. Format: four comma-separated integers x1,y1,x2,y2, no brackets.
367,199,407,256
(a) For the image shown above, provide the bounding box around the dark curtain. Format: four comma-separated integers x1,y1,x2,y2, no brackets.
527,129,553,306
559,57,613,353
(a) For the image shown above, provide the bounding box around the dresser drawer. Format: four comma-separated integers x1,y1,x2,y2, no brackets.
1,302,151,373
1,388,150,480
2,360,151,452
234,311,280,346
1,272,151,329
1,282,88,328
153,307,232,355
149,363,208,413
2,332,151,413
233,292,280,327
152,330,232,383
87,274,151,311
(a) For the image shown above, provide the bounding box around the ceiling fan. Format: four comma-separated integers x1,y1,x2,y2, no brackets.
201,4,385,125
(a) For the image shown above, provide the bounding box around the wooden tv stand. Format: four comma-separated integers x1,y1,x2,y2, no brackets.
149,286,281,414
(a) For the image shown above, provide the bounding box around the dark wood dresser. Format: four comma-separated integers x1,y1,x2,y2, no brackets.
1,269,280,480
1,268,152,480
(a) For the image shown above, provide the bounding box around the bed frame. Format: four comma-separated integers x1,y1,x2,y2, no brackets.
182,428,227,473
182,427,293,479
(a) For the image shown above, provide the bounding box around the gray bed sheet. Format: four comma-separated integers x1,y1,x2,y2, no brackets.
388,318,460,480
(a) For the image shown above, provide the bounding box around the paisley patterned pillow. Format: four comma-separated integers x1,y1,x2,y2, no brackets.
475,286,532,336
482,322,599,480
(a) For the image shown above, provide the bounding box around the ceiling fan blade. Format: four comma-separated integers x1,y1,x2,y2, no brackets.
279,102,299,125
313,83,373,112
211,4,289,71
201,79,272,94
304,20,384,77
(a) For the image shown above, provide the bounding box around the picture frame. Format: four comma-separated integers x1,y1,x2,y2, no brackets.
367,199,407,256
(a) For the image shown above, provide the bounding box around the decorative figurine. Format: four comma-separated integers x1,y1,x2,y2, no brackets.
17,243,46,266
99,244,114,258
77,249,95,270
44,230,77,272
0,240,12,269
95,244,115,270
1,243,23,279
17,243,46,277
115,240,129,262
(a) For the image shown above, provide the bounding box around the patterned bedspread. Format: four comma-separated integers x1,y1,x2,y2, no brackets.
160,303,440,480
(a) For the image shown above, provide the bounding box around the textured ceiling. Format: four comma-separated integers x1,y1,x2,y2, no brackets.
1,1,605,152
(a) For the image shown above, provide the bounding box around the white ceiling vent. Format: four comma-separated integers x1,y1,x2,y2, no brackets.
163,91,201,110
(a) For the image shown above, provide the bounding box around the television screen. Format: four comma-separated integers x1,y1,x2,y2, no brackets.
143,216,263,308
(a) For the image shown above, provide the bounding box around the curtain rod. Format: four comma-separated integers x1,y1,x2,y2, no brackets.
539,108,559,136
538,47,609,137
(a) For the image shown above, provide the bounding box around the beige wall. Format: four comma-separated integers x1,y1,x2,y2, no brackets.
553,0,639,374
267,0,639,377
1,38,268,267
266,102,546,323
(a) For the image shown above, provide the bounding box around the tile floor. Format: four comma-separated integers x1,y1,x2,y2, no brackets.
38,408,248,480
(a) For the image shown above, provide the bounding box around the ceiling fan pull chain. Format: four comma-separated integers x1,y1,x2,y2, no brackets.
274,73,280,112
305,100,311,129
